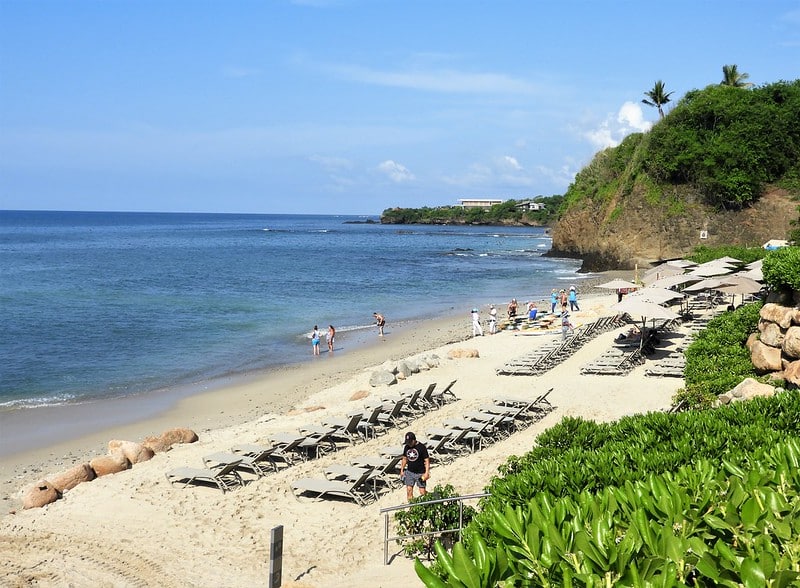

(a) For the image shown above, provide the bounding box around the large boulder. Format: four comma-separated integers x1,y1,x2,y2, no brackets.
369,370,397,387
745,332,759,351
758,321,785,348
22,480,60,509
760,303,795,329
783,326,800,360
108,440,155,465
49,463,95,492
396,361,412,379
784,360,800,386
728,378,775,401
750,340,783,373
90,453,130,477
447,348,480,359
143,428,199,453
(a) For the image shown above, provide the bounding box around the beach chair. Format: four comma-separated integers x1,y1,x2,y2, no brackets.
231,443,280,472
348,454,404,488
291,468,375,506
165,460,244,492
321,412,364,446
357,405,389,439
432,380,458,406
202,451,272,478
418,382,439,409
269,433,314,465
375,398,408,428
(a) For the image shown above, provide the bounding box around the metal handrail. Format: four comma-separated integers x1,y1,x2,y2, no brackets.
379,492,490,565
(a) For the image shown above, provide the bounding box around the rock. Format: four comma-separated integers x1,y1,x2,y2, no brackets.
416,360,430,371
717,392,733,405
49,463,95,492
422,355,440,368
22,480,60,509
369,370,397,387
728,377,775,402
396,361,412,379
143,427,199,453
349,390,369,401
407,359,420,374
90,453,130,477
303,405,325,412
108,440,155,465
447,348,480,359
783,326,800,359
760,303,795,329
758,321,785,347
750,340,783,373
395,371,406,380
745,332,759,351
784,360,800,386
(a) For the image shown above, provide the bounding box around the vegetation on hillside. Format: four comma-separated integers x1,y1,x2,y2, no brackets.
380,196,564,225
560,78,800,224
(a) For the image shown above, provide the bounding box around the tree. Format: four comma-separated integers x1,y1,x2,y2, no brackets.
642,80,674,119
721,64,753,88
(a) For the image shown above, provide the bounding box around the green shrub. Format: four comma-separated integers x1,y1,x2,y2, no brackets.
762,246,800,291
393,484,476,560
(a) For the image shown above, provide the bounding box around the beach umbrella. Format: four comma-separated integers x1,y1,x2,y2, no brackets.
610,299,681,341
628,287,684,304
715,256,743,264
596,278,639,290
746,259,764,270
715,276,763,296
683,278,730,293
686,265,735,277
641,265,685,285
737,267,763,281
647,274,702,289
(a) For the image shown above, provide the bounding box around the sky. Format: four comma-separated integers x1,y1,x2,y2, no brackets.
1,1,799,215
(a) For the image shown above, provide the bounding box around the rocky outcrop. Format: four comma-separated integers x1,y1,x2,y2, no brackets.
551,188,797,271
108,440,155,465
90,453,130,477
718,378,777,405
143,428,199,453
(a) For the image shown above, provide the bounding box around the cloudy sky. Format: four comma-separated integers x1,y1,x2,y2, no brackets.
2,0,799,214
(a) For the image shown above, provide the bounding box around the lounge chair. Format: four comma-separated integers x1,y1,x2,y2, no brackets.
202,451,272,478
231,443,280,472
433,380,458,406
290,468,375,506
321,412,364,446
165,460,244,492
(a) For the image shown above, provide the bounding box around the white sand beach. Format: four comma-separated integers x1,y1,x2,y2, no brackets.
0,288,687,587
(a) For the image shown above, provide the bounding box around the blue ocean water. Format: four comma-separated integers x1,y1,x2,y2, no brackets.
0,210,586,411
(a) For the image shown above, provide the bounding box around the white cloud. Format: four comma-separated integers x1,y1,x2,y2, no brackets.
377,160,415,183
584,101,652,149
323,63,539,94
501,155,523,171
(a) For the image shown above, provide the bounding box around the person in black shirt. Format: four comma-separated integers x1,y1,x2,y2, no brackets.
399,432,430,501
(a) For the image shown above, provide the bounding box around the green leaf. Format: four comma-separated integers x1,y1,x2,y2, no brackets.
452,543,481,588
740,558,766,588
415,558,450,588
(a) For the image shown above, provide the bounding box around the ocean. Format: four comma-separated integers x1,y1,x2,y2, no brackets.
0,210,588,413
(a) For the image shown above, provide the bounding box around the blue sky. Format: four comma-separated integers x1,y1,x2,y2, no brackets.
1,1,799,215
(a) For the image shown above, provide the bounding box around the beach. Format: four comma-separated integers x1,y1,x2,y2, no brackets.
0,284,685,587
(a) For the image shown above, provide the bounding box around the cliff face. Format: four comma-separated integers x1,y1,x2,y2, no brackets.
550,187,797,272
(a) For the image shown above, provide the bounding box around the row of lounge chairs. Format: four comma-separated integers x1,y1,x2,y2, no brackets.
290,388,555,506
580,349,644,376
165,381,459,493
497,314,629,376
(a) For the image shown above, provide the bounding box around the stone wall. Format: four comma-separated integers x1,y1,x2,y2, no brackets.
748,301,800,387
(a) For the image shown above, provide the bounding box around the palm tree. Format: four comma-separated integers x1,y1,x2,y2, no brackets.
642,80,674,119
721,64,753,88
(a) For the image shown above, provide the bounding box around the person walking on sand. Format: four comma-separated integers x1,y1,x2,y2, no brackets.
550,289,558,314
568,286,580,312
311,325,321,355
471,307,484,337
399,432,430,501
488,304,498,334
373,312,386,337
559,289,568,312
326,325,335,353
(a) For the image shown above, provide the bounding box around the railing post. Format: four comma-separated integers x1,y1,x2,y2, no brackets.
384,512,390,565
269,525,283,588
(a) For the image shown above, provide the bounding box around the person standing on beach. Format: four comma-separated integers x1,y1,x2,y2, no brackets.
568,286,580,311
311,326,321,355
550,289,558,314
326,325,335,353
559,289,568,312
471,307,483,337
507,298,518,319
399,432,430,501
561,312,574,340
488,304,498,334
373,312,386,336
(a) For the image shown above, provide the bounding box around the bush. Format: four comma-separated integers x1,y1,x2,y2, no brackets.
762,246,800,291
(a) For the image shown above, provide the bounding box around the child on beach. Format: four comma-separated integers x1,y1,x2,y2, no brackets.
326,325,335,352
311,326,321,355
